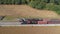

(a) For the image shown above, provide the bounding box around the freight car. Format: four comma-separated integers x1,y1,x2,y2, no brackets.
47,19,60,24
19,18,60,24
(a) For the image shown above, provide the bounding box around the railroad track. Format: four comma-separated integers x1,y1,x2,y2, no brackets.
0,22,60,26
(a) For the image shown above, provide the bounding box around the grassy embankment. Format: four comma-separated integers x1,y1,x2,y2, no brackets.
0,5,59,21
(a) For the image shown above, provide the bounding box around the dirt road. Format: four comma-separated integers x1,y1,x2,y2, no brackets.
0,26,60,34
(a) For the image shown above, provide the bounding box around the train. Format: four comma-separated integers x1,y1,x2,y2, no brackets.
19,18,60,24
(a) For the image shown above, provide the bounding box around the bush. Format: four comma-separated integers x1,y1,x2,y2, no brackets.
53,5,60,14
29,1,38,8
35,2,46,9
29,0,46,9
14,0,20,4
45,3,60,14
21,0,27,4
45,3,55,10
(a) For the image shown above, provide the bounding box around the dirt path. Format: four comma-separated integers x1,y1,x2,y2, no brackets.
0,5,59,18
0,26,60,34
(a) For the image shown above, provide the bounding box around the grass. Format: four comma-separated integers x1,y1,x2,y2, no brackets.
4,16,16,20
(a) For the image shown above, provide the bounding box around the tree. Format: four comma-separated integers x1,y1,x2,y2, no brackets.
1,0,4,4
54,0,59,5
46,0,50,3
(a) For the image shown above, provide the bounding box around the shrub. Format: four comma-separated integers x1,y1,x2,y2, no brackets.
52,5,60,14
35,2,46,9
45,3,60,14
29,0,46,9
45,3,55,10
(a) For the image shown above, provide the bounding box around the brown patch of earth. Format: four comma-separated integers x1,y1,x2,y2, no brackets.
0,5,59,18
0,26,60,34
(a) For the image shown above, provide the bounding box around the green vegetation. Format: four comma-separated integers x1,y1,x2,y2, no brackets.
0,0,60,14
29,0,60,14
2,16,17,21
4,16,15,20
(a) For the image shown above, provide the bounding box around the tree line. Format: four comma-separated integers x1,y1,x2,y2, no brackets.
0,0,59,4
0,0,28,4
0,0,59,5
